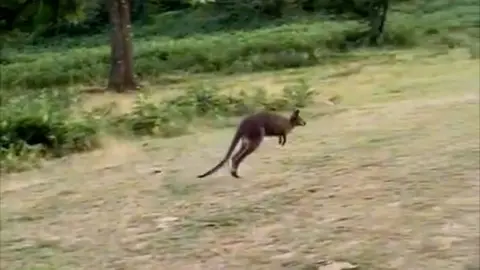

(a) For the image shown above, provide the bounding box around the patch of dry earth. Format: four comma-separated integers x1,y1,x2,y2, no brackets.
1,89,479,270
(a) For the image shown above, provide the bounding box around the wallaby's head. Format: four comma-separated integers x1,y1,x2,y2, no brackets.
289,109,306,127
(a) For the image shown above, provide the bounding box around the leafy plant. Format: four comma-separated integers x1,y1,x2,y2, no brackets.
115,81,318,137
114,93,191,137
0,90,99,172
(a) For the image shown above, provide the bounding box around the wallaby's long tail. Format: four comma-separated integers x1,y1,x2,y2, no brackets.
197,129,243,178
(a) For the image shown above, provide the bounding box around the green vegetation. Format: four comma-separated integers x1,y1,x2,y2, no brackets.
0,80,316,172
1,0,479,172
115,80,316,137
0,90,100,171
2,20,360,89
3,0,479,90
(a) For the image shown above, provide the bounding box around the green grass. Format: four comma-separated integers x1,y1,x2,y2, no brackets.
2,0,479,90
2,20,364,89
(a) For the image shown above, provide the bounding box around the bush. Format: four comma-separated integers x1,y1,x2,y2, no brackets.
4,0,479,90
0,90,100,172
0,81,316,172
1,20,366,89
115,80,317,136
113,93,193,137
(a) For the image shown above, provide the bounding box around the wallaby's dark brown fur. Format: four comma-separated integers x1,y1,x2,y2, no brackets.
197,109,306,178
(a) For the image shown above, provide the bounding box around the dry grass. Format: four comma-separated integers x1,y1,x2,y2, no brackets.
1,49,479,270
77,49,478,113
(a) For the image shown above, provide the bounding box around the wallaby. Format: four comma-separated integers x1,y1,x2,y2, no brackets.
197,109,306,179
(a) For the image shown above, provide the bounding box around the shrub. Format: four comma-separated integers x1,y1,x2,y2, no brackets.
115,81,317,136
0,143,44,173
270,79,317,109
113,93,193,137
0,81,316,172
5,0,479,90
1,20,366,89
0,90,100,172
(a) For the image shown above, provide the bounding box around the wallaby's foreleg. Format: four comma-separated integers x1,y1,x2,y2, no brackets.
231,138,262,178
280,134,287,146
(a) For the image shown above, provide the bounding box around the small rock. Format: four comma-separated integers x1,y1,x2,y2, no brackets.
328,95,342,105
271,251,296,261
151,168,162,174
317,260,358,270
155,216,179,229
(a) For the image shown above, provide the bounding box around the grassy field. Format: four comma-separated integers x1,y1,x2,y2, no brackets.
2,0,479,90
1,49,479,270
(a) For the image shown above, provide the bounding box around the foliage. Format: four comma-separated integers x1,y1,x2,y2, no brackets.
0,81,316,172
210,0,390,20
2,0,386,37
2,0,478,89
2,20,364,89
0,0,84,36
0,90,99,172
115,80,316,136
114,93,193,137
0,0,411,39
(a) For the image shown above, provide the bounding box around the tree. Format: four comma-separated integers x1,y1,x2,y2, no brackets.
107,0,137,92
0,0,82,37
367,0,389,45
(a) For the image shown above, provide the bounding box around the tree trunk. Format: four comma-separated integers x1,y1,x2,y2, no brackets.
367,0,389,46
107,0,137,92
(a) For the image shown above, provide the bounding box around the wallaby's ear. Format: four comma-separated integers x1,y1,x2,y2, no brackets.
292,109,300,116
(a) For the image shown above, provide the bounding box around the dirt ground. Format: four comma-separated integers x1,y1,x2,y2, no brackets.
1,50,479,270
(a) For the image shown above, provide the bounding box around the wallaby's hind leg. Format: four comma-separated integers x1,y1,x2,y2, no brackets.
230,139,249,178
231,139,247,168
230,138,262,178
